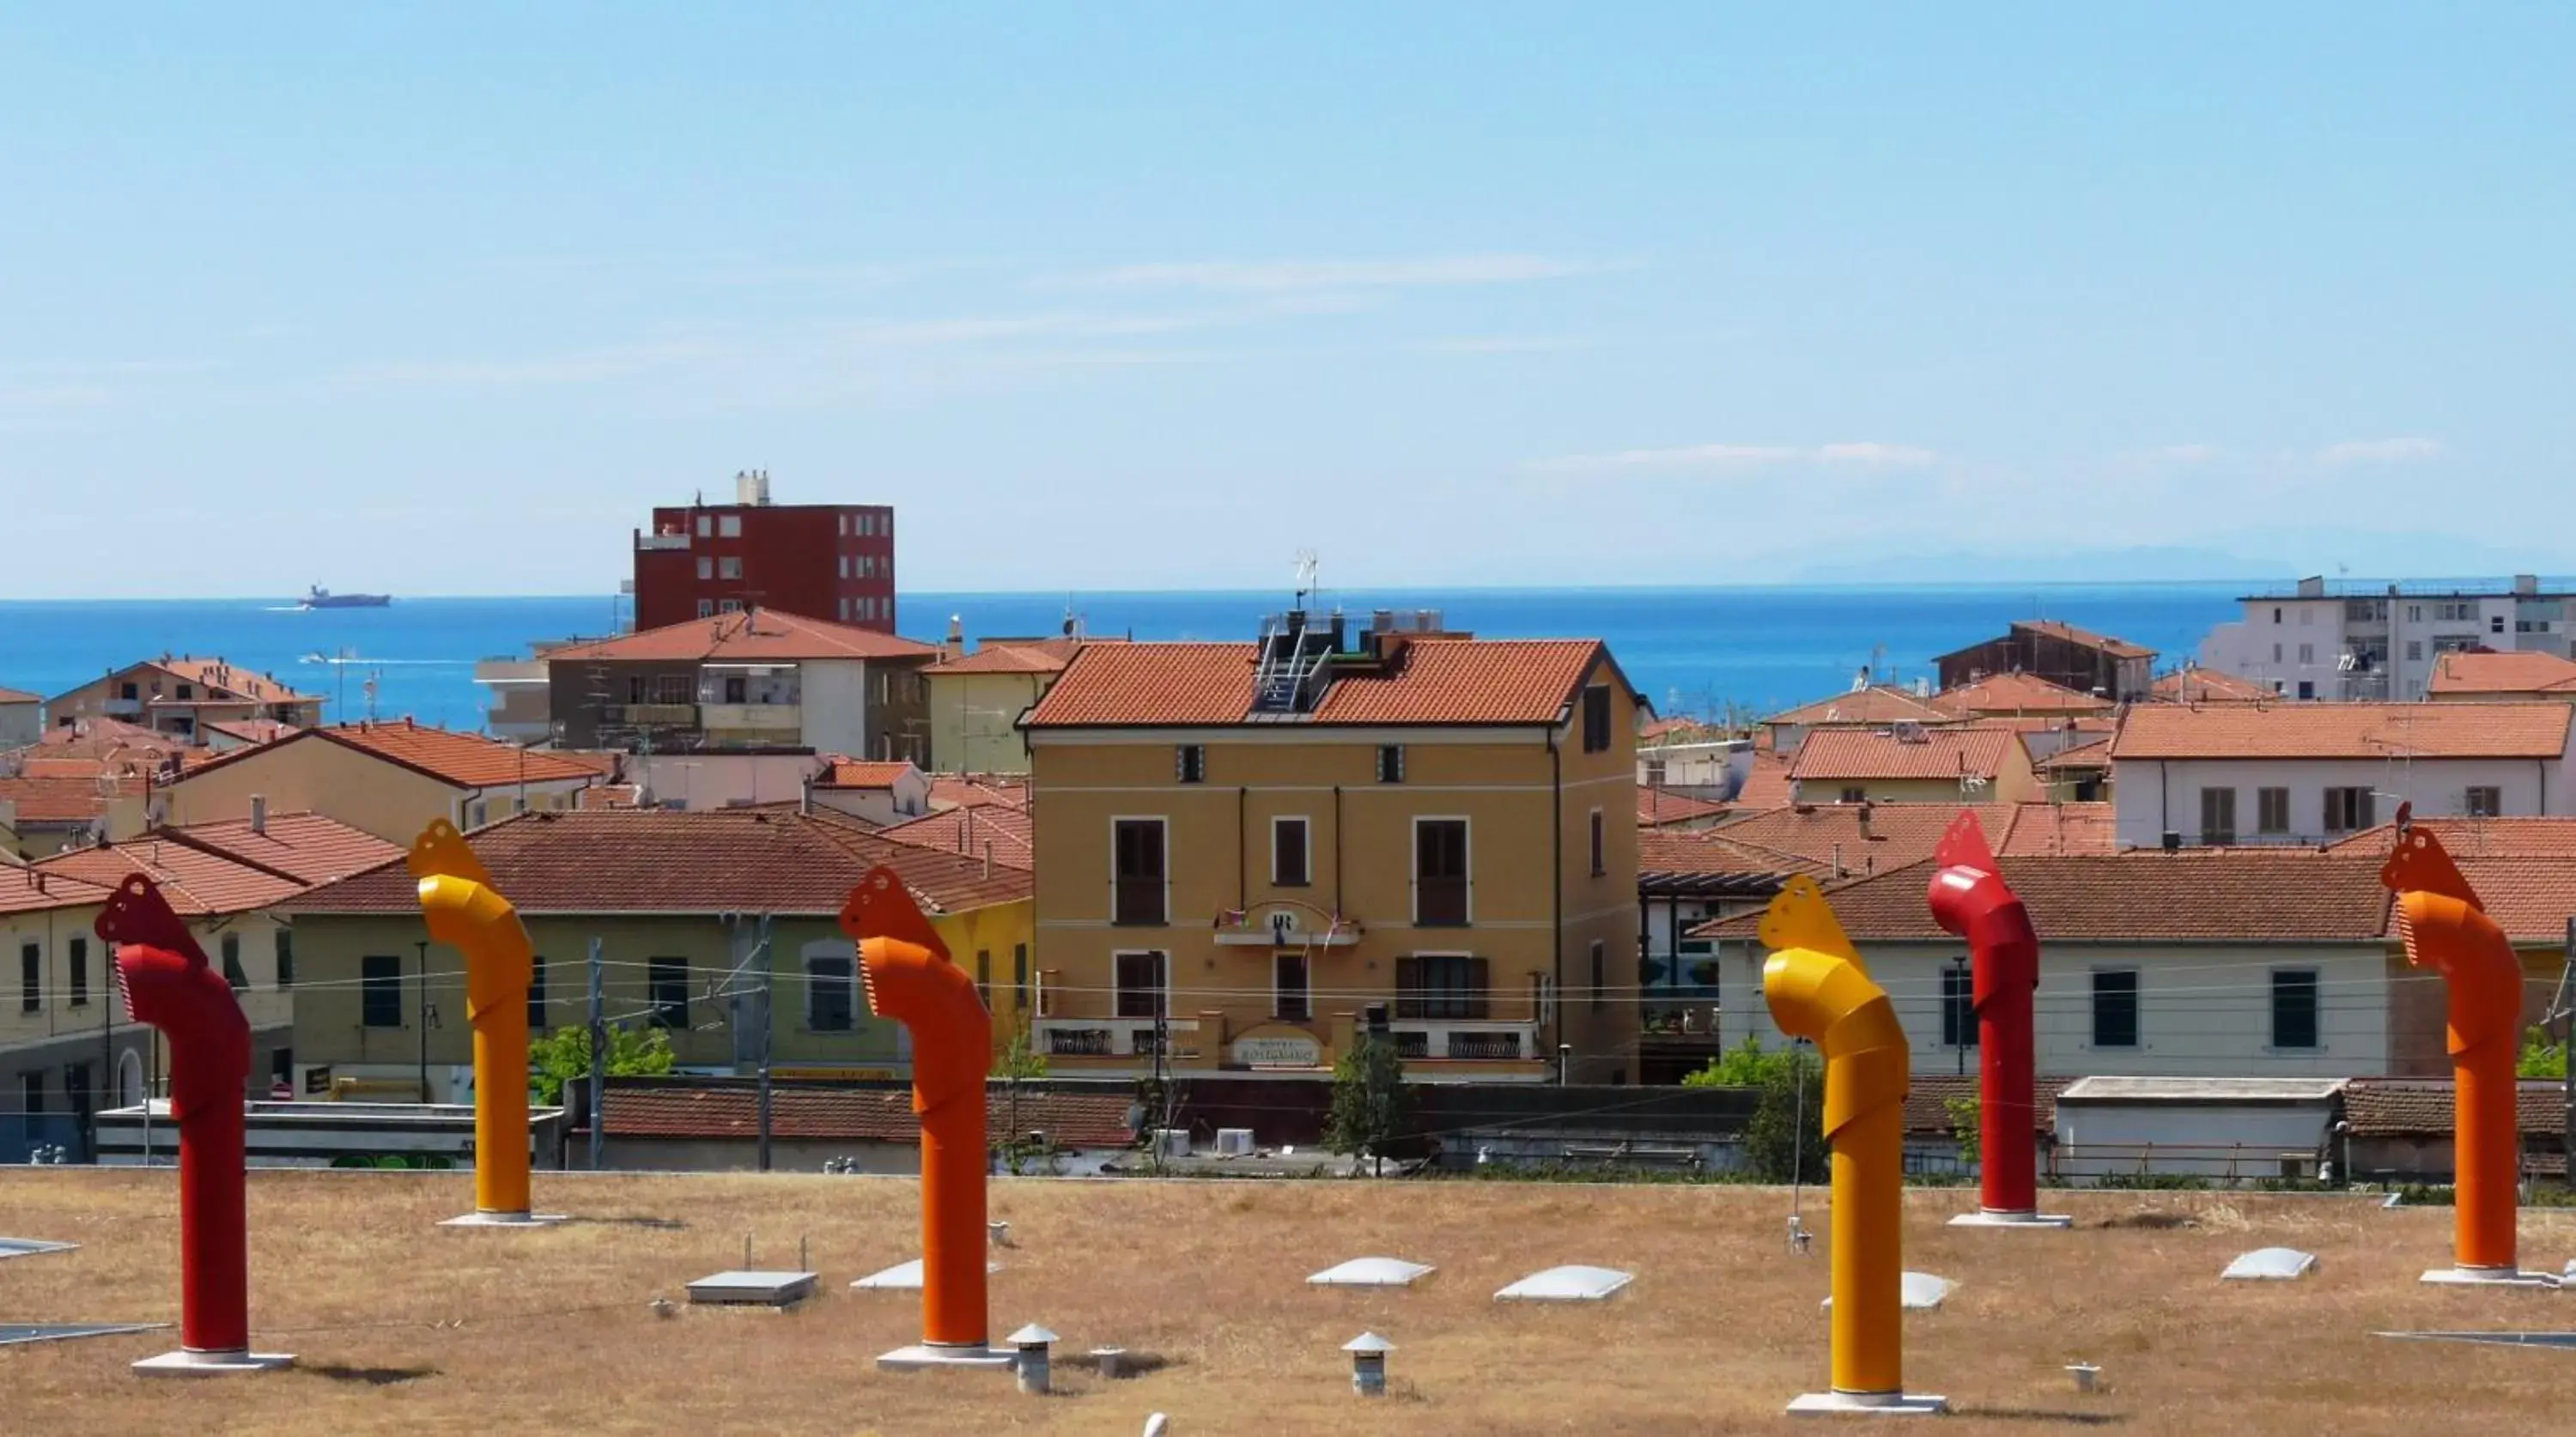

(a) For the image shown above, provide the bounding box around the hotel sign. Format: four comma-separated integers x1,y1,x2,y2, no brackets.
1233,1035,1324,1068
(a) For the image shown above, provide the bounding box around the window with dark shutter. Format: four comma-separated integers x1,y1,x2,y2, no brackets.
1113,819,1168,925
526,956,547,1032
1114,951,1168,1019
68,937,87,1008
1376,745,1405,784
361,955,403,1028
2271,969,2319,1050
19,942,38,1015
1176,745,1206,783
1589,809,1605,876
2092,969,2139,1048
1397,954,1487,1019
1582,686,1613,753
272,931,293,991
1415,820,1469,926
220,934,248,991
649,957,690,1028
1273,817,1310,887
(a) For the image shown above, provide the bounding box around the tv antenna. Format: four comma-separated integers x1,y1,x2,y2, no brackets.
1293,549,1320,609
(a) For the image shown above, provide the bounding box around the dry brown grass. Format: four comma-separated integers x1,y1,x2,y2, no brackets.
6,1170,2576,1434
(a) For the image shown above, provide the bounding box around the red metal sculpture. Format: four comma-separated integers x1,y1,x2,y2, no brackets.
1926,812,2066,1228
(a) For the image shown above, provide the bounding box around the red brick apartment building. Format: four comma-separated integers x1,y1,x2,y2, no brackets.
632,470,896,633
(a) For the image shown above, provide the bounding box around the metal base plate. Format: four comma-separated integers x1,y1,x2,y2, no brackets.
1787,1392,1950,1416
687,1270,819,1307
134,1349,295,1376
2421,1267,2562,1288
440,1211,570,1228
1948,1210,2075,1228
878,1343,1020,1372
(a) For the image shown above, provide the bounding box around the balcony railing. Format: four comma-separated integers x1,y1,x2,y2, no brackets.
1035,1016,1200,1059
635,533,691,551
1391,1019,1534,1063
602,703,698,726
699,702,801,731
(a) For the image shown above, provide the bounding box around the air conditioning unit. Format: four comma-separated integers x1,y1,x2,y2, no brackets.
1216,1128,1256,1156
1154,1128,1191,1158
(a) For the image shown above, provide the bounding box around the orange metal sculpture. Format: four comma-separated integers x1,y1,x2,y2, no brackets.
410,820,538,1221
840,866,991,1352
2381,822,2525,1280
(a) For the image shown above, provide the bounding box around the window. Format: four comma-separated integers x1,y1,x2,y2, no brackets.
717,513,742,537
1589,940,1606,1011
220,934,247,991
2406,640,2423,662
2297,681,2315,700
2272,607,2281,623
648,957,690,1028
1113,819,1167,925
362,955,403,1028
2272,643,2283,664
1582,686,1613,753
697,599,715,619
696,514,712,537
838,513,848,537
1840,786,1867,804
68,937,87,1007
1941,963,1975,1049
2408,604,2423,622
120,681,139,700
1643,758,1668,786
1589,809,1606,876
19,942,38,1014
2198,786,2237,846
975,950,991,1008
719,556,743,580
2323,786,2375,834
1414,819,1470,926
1376,744,1405,784
175,683,194,700
1176,744,1206,784
527,955,546,1032
1274,953,1310,1021
2091,969,2139,1049
653,674,691,705
806,953,856,1032
696,556,713,580
838,597,850,621
466,800,489,828
2257,787,2291,835
1012,943,1028,1010
2297,643,2315,664
860,512,874,537
2492,615,2506,634
21,1072,40,1119
839,555,850,579
2467,785,2503,818
1273,817,1310,887
2300,609,2313,626
1114,951,1168,1019
1395,955,1490,1020
2271,968,2320,1050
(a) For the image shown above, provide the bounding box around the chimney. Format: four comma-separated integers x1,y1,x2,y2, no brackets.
944,615,966,664
1856,801,1874,840
250,794,268,836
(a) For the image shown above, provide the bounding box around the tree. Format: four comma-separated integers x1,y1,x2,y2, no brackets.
2518,1026,2567,1079
1944,1094,1982,1167
991,1028,1048,1080
1682,1036,1801,1088
1741,1047,1827,1185
1326,1033,1413,1171
530,1025,675,1104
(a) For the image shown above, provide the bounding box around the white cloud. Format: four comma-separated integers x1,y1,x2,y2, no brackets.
1047,254,1608,294
2317,436,2440,466
1531,441,1938,473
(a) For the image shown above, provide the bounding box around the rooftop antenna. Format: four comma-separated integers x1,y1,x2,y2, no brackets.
1293,549,1320,612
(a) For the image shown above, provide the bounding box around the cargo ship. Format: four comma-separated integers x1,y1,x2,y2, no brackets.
301,585,392,609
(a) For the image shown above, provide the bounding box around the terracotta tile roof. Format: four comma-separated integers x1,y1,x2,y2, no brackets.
1765,687,1951,728
933,637,1091,676
1930,672,2114,717
36,835,307,916
1905,1073,2067,1137
283,809,1032,917
204,718,298,745
2032,738,2111,772
1957,715,2117,737
598,1082,1135,1148
577,784,645,810
1994,801,2117,857
876,805,1036,871
178,721,605,791
1789,727,2020,783
160,812,404,888
2450,858,2576,942
544,609,939,664
2428,650,2576,696
1638,787,1730,827
0,864,117,916
2015,620,2154,661
2152,667,2275,703
1640,717,1727,743
1637,828,1823,884
1024,639,1613,728
930,776,1030,811
2324,816,2576,858
1731,751,1795,807
1696,850,2393,943
1712,803,2018,875
0,775,127,826
2342,1081,2571,1140
139,658,320,706
818,760,920,791
0,686,39,705
2111,702,2573,761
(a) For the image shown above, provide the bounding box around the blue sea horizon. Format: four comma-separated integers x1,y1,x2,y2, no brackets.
0,582,2251,736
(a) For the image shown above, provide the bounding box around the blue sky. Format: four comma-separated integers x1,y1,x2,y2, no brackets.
3,5,2569,597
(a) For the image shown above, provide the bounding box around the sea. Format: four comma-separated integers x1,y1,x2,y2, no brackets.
0,585,2249,732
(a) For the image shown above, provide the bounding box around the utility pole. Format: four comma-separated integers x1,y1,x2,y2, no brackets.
416,938,433,1102
753,917,775,1173
2561,919,2574,1188
586,937,605,1172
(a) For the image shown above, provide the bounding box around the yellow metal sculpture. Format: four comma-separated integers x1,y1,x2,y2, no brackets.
410,819,538,1220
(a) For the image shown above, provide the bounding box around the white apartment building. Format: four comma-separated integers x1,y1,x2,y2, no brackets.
2106,702,2573,849
2198,574,2573,702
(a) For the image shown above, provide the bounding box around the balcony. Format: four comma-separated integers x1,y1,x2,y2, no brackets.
102,698,143,717
602,703,698,726
1390,1020,1537,1063
1034,1016,1200,1060
635,532,692,552
700,702,801,732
